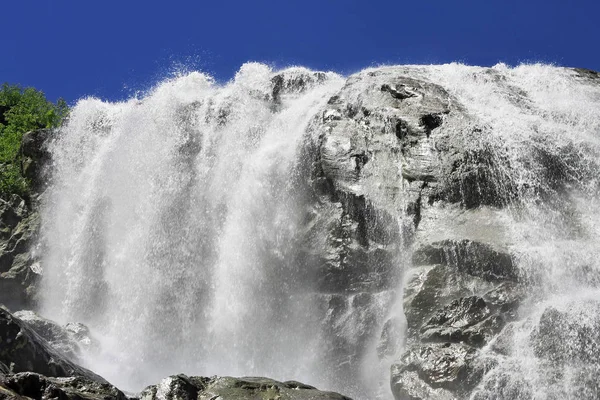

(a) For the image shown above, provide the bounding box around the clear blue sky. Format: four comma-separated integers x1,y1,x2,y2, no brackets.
2,1,598,103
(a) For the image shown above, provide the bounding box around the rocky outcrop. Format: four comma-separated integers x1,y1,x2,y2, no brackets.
0,308,105,383
0,195,41,311
296,66,531,398
140,374,352,400
12,310,98,364
0,128,51,312
0,372,126,400
392,239,522,399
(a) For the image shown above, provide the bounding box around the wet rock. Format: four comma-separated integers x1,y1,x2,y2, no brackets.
0,308,106,383
13,310,98,363
0,372,126,400
412,239,518,282
391,369,456,400
140,374,352,400
271,69,329,104
391,342,484,399
470,364,534,400
530,301,600,365
0,186,41,311
381,83,417,100
377,317,404,359
439,144,517,209
420,296,504,347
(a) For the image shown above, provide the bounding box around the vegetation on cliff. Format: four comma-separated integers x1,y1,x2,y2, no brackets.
0,83,68,198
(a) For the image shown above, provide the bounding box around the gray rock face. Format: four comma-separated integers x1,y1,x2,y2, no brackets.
0,195,40,311
140,374,352,400
0,129,52,312
12,310,98,363
294,66,539,398
0,372,126,400
0,308,105,383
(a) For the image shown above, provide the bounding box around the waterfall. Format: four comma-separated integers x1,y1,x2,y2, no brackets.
39,62,600,400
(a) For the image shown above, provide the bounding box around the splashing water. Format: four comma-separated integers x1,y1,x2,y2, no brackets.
40,62,600,400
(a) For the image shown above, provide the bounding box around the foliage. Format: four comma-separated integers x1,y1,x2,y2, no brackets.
0,83,68,198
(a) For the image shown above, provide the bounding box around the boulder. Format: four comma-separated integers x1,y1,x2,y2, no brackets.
0,308,106,383
412,239,518,282
391,342,486,399
13,310,98,363
419,296,504,347
0,372,126,400
140,374,352,400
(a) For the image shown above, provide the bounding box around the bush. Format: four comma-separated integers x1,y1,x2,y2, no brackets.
0,83,68,198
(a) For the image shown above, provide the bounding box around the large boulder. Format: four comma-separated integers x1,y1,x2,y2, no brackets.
12,310,99,363
391,343,486,400
0,372,126,400
140,374,352,400
0,308,105,383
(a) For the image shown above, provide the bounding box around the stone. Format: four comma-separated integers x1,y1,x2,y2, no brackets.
391,342,484,398
530,301,600,365
0,193,41,311
140,374,353,400
420,296,504,347
13,310,98,363
412,239,518,282
0,372,126,400
0,308,106,383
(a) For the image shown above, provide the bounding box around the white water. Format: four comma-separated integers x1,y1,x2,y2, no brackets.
40,62,600,399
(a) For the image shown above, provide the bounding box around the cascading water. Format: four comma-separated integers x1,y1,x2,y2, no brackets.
39,62,600,400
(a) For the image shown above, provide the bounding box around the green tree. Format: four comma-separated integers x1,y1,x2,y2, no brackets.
0,83,68,198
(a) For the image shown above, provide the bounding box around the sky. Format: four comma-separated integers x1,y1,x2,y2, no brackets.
2,0,599,104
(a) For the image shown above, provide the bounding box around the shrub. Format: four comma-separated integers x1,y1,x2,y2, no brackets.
0,83,68,198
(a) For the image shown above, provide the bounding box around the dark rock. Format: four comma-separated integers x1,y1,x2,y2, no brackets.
0,308,106,383
439,144,517,209
412,239,518,282
13,310,98,363
572,67,600,81
0,372,126,400
420,296,504,347
140,374,352,400
0,192,41,311
391,342,485,399
271,69,329,104
381,84,417,100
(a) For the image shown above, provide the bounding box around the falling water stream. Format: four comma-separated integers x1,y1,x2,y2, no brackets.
39,63,600,399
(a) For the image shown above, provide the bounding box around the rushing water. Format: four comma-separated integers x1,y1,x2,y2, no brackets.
40,62,600,399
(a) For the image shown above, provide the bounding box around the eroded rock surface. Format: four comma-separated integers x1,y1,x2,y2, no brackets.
140,374,352,400
0,308,105,383
0,372,126,400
